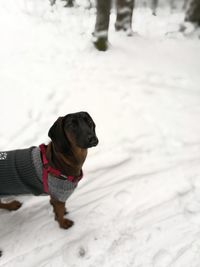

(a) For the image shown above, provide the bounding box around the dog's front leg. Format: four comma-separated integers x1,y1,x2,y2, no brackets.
0,200,22,211
50,197,74,229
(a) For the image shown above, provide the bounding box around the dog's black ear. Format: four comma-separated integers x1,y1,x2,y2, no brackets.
48,116,70,153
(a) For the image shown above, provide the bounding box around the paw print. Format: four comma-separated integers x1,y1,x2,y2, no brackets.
0,152,7,160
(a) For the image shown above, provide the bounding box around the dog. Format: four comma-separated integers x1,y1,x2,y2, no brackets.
0,111,98,256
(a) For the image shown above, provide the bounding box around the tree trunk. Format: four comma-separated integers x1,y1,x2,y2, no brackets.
151,0,159,16
93,0,135,51
115,0,135,32
92,0,111,51
185,0,200,25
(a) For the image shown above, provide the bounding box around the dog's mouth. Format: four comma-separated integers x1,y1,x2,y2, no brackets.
77,137,99,149
88,136,99,146
88,138,99,147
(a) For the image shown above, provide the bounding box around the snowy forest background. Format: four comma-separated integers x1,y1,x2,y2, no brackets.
0,0,200,266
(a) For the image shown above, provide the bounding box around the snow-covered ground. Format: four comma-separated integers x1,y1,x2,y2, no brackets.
0,0,200,266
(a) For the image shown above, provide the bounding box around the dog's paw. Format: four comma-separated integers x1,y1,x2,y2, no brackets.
59,218,74,229
8,201,22,211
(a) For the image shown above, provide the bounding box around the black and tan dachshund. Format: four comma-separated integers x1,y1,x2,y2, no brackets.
0,111,98,257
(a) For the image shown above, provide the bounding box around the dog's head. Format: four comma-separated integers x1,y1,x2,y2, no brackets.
48,111,98,153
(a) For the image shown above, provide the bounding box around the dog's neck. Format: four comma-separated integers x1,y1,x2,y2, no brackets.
46,142,87,177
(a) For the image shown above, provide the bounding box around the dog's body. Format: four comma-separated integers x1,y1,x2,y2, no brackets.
0,112,98,257
0,147,45,197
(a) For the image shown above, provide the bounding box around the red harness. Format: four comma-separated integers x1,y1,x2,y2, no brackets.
39,144,83,193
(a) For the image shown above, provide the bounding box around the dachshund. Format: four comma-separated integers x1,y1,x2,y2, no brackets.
0,111,98,256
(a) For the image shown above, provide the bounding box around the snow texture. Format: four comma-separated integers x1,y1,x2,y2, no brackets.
0,0,200,266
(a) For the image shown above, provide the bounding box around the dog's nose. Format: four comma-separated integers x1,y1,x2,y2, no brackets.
88,135,98,146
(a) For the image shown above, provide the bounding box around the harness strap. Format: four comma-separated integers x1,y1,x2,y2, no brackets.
39,144,61,193
39,144,83,193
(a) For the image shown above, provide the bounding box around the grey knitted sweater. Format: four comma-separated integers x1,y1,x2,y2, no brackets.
0,147,78,202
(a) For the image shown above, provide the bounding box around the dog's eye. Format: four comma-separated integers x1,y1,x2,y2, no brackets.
87,119,94,128
82,116,94,128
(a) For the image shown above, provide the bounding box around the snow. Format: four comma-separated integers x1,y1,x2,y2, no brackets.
0,0,200,266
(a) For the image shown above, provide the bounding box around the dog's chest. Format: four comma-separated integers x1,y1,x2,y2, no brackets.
48,174,77,202
32,147,79,202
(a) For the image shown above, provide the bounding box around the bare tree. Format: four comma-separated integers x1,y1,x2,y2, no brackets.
185,0,200,25
151,0,158,16
50,0,74,7
93,0,135,51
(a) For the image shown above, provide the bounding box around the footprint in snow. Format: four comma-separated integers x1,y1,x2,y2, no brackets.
153,249,172,267
78,246,87,258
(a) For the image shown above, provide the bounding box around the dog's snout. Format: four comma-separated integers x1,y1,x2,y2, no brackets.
88,135,96,143
88,135,98,146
